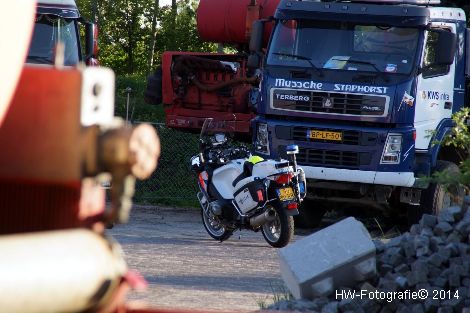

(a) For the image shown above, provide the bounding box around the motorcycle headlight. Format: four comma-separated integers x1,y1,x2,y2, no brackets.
381,134,402,164
255,123,270,155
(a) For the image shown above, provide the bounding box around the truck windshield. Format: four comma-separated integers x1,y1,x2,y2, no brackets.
267,20,420,75
27,14,80,66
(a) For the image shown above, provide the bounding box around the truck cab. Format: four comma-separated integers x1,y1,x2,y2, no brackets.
251,0,468,220
27,0,98,66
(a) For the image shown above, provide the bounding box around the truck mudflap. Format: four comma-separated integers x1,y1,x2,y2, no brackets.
302,166,416,188
155,51,257,135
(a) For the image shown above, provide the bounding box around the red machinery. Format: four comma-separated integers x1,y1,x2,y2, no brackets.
145,0,280,136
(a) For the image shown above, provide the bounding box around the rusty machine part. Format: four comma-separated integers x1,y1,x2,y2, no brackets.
82,121,160,223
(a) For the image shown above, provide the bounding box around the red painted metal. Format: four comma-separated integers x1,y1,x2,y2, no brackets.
197,0,280,45
0,66,82,234
162,51,255,135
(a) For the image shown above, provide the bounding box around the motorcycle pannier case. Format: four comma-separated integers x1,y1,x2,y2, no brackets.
233,179,265,214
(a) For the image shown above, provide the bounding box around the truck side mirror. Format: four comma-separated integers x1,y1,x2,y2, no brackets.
435,29,456,66
249,20,264,53
85,22,99,62
247,54,260,69
248,20,264,69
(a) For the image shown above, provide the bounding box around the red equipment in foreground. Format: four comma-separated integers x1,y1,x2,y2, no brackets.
145,0,280,136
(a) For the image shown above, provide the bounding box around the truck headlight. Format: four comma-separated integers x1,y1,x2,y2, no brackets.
381,134,402,164
255,123,270,155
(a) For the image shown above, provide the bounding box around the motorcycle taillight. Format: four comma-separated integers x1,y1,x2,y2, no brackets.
275,173,293,185
287,202,298,210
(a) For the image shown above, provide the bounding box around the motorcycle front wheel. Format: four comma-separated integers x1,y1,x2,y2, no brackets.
261,202,294,248
201,206,232,242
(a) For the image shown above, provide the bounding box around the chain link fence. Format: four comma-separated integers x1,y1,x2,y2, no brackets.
133,123,200,207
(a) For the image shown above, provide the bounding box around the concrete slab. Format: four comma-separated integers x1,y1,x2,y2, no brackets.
278,217,376,299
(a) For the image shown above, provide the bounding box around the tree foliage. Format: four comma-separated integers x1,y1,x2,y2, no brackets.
75,0,216,75
432,108,470,186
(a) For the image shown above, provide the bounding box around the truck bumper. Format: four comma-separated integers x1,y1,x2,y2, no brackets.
302,166,416,187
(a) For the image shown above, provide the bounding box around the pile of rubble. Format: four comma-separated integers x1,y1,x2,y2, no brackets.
268,198,470,313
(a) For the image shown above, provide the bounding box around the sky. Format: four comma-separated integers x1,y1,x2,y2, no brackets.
160,0,172,6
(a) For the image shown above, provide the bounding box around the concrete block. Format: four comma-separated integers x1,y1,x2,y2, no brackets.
396,304,413,313
373,239,386,253
455,220,470,236
427,265,441,279
379,263,393,276
411,304,424,313
437,246,451,260
434,222,453,236
360,299,381,313
444,243,460,257
447,205,464,222
463,277,470,287
429,236,445,252
423,297,439,313
395,276,408,289
445,231,462,244
410,224,421,235
437,210,455,224
420,214,437,229
278,217,376,299
433,276,448,288
403,242,416,258
321,301,338,313
395,264,409,274
448,274,460,288
420,228,434,237
437,307,453,313
428,253,445,267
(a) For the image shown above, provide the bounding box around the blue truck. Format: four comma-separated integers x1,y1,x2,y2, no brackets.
149,0,469,226
251,0,468,224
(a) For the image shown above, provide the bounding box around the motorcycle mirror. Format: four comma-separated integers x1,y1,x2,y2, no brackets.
286,144,299,155
191,155,201,169
214,133,226,143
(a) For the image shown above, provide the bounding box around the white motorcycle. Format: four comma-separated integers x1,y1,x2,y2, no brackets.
191,118,307,248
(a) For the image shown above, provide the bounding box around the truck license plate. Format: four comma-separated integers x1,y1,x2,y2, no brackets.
278,187,295,201
309,130,342,141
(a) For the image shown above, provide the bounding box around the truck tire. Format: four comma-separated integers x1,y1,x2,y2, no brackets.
294,199,326,229
144,66,162,105
408,160,464,224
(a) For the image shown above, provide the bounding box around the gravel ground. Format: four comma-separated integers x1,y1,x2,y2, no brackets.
108,205,300,312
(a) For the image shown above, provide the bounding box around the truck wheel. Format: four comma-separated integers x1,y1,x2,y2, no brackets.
144,66,162,105
408,161,464,224
294,199,326,229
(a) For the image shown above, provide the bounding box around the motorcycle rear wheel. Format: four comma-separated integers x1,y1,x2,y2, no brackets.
261,202,294,248
201,206,232,242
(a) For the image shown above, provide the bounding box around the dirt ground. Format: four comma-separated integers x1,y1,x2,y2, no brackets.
109,205,301,312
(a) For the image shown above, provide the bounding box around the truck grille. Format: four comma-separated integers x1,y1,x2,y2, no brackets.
272,89,387,116
296,148,371,169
